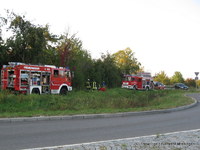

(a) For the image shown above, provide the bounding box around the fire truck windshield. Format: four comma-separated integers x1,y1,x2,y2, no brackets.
65,70,71,78
123,76,133,81
53,69,71,78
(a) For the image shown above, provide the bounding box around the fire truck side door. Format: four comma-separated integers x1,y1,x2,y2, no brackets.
1,70,6,89
137,78,142,89
51,69,60,88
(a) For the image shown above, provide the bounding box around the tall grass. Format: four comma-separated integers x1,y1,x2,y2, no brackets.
0,88,194,117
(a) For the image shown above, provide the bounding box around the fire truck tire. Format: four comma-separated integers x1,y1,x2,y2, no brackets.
32,88,40,94
60,87,68,95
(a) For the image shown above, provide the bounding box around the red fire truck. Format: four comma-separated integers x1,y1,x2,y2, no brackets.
121,72,153,90
1,62,72,94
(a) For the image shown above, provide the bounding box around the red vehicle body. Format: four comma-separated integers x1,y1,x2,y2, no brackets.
1,62,72,94
122,73,153,90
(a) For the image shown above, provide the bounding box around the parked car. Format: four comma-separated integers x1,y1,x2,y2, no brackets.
153,81,165,90
174,83,189,90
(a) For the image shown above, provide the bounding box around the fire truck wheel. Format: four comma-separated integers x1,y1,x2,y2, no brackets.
32,88,40,94
60,87,68,95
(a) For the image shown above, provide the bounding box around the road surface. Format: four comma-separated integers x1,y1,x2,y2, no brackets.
0,93,199,150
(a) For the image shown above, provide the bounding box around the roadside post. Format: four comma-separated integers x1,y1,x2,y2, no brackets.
195,72,199,89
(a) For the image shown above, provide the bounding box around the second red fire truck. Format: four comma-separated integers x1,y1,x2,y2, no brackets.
121,72,154,90
1,62,72,94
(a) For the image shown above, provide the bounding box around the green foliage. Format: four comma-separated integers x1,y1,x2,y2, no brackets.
100,53,121,88
5,12,58,64
171,71,184,84
154,71,171,85
0,41,7,67
196,80,200,88
113,47,141,74
57,33,83,67
0,16,7,68
185,78,196,87
68,47,93,89
0,11,123,90
0,10,190,91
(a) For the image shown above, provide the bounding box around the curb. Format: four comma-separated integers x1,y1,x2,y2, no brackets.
0,95,198,123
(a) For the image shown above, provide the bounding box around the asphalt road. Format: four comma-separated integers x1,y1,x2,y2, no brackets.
0,93,200,150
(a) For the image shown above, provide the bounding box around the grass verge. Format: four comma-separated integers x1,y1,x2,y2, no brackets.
0,88,196,118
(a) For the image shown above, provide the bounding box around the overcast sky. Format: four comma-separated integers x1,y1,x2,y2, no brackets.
1,0,200,79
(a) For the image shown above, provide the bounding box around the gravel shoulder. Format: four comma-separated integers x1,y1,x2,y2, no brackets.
25,129,200,150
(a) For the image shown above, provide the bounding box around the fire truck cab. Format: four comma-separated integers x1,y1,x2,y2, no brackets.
1,62,72,94
122,72,153,90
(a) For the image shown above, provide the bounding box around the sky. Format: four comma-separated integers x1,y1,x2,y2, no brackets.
1,0,200,79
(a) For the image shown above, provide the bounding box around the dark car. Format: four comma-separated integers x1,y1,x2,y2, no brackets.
153,81,165,90
174,83,189,90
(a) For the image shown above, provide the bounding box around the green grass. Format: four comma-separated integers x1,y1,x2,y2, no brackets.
0,88,196,117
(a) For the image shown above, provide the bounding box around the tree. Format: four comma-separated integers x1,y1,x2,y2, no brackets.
100,53,121,88
0,15,8,68
56,34,122,89
0,10,133,90
185,78,196,87
196,80,200,88
5,11,57,64
154,71,170,85
113,47,141,74
57,33,82,67
0,40,7,68
71,49,93,89
58,36,93,89
171,71,184,84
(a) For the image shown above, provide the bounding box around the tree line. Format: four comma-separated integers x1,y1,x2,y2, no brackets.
0,11,141,89
154,71,197,87
0,11,197,89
